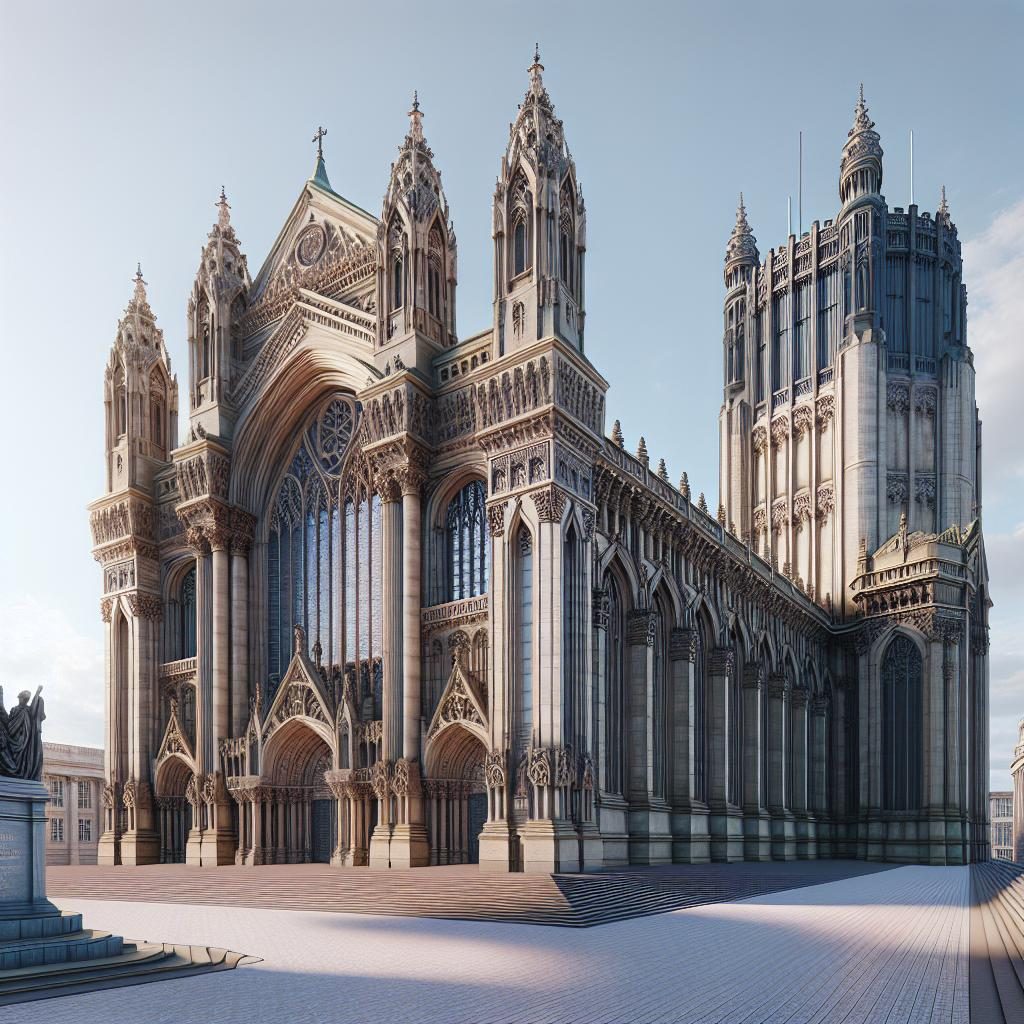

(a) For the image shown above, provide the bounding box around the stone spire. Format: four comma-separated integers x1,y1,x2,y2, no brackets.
840,84,883,203
127,263,152,319
611,419,624,447
657,458,670,483
725,193,759,269
408,91,424,143
679,472,690,500
216,186,230,231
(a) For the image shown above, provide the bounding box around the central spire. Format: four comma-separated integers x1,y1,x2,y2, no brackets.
528,42,544,93
408,90,424,144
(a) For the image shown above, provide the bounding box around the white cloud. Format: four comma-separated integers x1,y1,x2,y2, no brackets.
0,596,104,749
963,198,1024,490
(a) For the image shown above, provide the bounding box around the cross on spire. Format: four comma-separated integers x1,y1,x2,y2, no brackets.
312,125,327,160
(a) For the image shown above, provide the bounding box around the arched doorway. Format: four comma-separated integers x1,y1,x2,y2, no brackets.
425,723,487,865
261,719,335,864
154,755,192,864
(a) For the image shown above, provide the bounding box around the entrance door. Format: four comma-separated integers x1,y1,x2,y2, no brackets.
311,799,333,863
467,791,487,864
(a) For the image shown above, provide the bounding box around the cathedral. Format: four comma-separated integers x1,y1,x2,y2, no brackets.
88,56,990,873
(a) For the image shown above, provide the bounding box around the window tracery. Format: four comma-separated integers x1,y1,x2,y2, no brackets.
266,396,381,704
446,481,489,601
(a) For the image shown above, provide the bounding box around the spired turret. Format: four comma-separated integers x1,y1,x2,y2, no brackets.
492,47,586,357
840,85,883,207
375,93,458,372
186,189,250,439
104,267,178,493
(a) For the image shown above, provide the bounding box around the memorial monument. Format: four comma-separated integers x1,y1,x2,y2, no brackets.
0,686,252,1004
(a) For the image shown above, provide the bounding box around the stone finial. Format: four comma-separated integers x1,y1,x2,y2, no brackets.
697,492,708,514
657,458,669,483
725,192,758,266
216,186,231,230
528,42,544,90
679,471,690,500
611,419,625,448
408,90,424,142
717,503,727,526
636,436,649,467
851,83,874,136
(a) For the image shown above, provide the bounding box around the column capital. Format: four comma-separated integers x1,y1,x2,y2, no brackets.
230,509,256,555
708,646,734,677
790,688,809,709
669,627,696,662
741,664,763,689
530,484,568,523
626,609,656,647
767,673,787,699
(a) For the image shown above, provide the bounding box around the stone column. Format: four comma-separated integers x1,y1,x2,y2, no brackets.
390,471,429,868
68,778,80,866
230,516,253,738
741,667,770,861
370,480,402,869
707,647,742,862
767,674,793,859
791,689,810,858
924,635,946,864
670,628,708,863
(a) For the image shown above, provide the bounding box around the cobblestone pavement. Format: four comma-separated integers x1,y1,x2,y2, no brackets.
2,865,969,1024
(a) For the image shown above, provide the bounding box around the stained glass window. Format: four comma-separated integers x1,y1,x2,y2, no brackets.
446,481,489,601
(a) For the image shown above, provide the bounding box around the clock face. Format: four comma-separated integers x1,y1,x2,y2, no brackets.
296,224,327,267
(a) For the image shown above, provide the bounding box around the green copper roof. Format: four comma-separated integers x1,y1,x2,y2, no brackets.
311,154,334,193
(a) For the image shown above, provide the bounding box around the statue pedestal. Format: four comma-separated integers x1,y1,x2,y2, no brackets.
0,778,59,921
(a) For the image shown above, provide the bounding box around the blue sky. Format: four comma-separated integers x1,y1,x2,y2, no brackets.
1,0,1022,787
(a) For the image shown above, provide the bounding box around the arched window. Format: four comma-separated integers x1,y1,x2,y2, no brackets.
114,365,127,436
446,481,489,601
513,217,527,277
559,181,574,292
201,321,211,379
604,575,625,795
392,254,404,310
179,566,197,659
428,226,443,319
882,636,923,811
265,396,374,694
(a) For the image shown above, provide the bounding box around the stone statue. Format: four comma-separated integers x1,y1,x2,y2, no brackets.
0,685,45,781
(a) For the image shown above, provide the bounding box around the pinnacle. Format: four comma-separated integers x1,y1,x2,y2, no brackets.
216,186,231,230
849,83,875,136
636,436,649,466
611,419,624,448
938,184,951,222
679,471,690,499
657,458,669,483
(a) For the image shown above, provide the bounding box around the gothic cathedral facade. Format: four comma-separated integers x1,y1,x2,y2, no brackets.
89,60,990,872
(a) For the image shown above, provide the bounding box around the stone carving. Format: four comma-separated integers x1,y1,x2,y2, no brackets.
527,747,551,788
792,493,811,531
771,500,789,531
915,475,936,509
886,473,908,504
484,749,506,788
486,503,506,537
531,485,568,523
816,394,835,428
752,506,768,536
914,388,937,418
0,685,45,780
770,417,789,449
816,483,835,523
886,383,910,414
752,426,768,454
792,405,814,439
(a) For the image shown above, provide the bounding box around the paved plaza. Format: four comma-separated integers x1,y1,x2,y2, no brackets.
0,864,982,1023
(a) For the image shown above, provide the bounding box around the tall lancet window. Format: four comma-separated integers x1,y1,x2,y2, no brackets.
428,226,443,320
179,566,197,659
513,218,527,277
446,481,489,601
881,636,923,811
114,364,127,436
509,174,532,280
392,254,404,310
559,181,575,292
603,575,625,796
265,397,379,700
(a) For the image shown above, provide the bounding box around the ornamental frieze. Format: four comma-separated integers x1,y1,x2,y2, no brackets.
176,449,230,503
103,559,136,594
914,388,937,418
886,473,908,505
886,382,910,414
531,483,569,523
915,475,936,509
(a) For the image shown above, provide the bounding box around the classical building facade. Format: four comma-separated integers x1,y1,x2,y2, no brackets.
990,790,1014,861
88,60,990,872
1011,720,1024,862
43,743,104,866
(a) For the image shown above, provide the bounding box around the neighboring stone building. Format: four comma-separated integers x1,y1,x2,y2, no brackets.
1011,719,1024,862
43,742,104,866
88,57,990,872
990,790,1014,861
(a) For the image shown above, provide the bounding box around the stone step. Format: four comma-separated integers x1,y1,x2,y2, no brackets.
0,928,123,970
0,941,257,1005
0,912,82,943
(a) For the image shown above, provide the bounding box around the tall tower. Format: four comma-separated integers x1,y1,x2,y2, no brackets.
186,189,250,439
492,48,586,357
103,267,178,492
719,88,977,615
91,267,176,865
375,93,458,373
